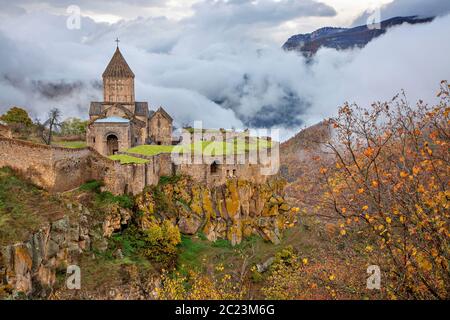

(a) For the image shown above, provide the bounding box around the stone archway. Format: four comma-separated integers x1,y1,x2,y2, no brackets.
107,134,119,155
210,161,219,175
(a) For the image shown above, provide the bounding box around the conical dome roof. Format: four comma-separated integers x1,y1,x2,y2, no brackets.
102,47,135,78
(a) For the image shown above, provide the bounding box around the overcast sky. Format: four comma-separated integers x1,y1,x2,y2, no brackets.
0,0,449,140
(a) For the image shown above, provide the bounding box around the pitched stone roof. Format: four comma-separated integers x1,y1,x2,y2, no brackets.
102,47,135,78
135,102,149,116
89,102,103,116
150,107,173,122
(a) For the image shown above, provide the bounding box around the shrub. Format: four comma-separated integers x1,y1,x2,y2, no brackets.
96,191,134,209
143,219,181,265
261,246,304,300
79,180,103,192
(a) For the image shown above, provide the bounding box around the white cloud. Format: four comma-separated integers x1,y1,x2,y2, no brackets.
353,0,450,26
0,3,448,141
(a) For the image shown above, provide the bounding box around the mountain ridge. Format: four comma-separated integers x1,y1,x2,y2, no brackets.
282,16,434,56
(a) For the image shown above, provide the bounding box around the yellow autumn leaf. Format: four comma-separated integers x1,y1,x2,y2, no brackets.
364,147,374,158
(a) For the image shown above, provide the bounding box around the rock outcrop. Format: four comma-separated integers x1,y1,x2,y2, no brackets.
0,200,133,298
103,205,132,237
136,176,299,246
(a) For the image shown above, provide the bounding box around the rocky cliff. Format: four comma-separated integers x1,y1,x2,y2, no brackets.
0,169,297,299
136,176,298,246
0,202,135,299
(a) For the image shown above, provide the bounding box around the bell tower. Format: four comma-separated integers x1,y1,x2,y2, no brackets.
102,39,135,105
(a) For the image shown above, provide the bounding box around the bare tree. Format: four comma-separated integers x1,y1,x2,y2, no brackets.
38,108,62,145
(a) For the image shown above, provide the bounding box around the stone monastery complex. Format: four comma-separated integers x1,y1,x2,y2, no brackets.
0,45,276,195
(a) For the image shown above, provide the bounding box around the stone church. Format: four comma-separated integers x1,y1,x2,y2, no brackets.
87,45,173,156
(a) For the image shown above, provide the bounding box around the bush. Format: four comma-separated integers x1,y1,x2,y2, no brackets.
143,219,181,265
79,180,103,192
96,192,134,209
261,246,304,300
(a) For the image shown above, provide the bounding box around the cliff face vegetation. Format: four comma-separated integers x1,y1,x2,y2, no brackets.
0,169,301,300
136,176,298,247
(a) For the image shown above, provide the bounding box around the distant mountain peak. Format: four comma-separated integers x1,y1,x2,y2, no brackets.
282,16,434,56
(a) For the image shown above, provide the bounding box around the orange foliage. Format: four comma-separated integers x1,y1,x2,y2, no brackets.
321,81,450,299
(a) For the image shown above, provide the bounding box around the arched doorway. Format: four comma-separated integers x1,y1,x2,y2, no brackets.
107,134,119,155
210,161,219,175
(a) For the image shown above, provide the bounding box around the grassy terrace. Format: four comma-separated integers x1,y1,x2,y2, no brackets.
109,154,149,164
53,141,87,149
127,144,175,156
109,139,272,165
128,140,271,156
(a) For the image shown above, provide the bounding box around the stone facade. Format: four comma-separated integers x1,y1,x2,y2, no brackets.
87,47,173,156
0,137,171,195
87,121,133,156
149,107,173,145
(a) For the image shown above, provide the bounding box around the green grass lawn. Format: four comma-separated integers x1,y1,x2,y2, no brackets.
54,141,87,149
126,139,271,158
109,154,149,164
127,145,175,156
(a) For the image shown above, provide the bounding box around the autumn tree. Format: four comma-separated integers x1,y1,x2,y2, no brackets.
143,219,181,265
320,81,449,299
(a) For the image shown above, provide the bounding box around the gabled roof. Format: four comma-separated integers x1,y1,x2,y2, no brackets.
135,102,148,116
102,47,135,78
150,107,173,122
89,102,103,116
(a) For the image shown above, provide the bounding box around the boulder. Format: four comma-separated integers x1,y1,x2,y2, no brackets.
178,215,202,235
